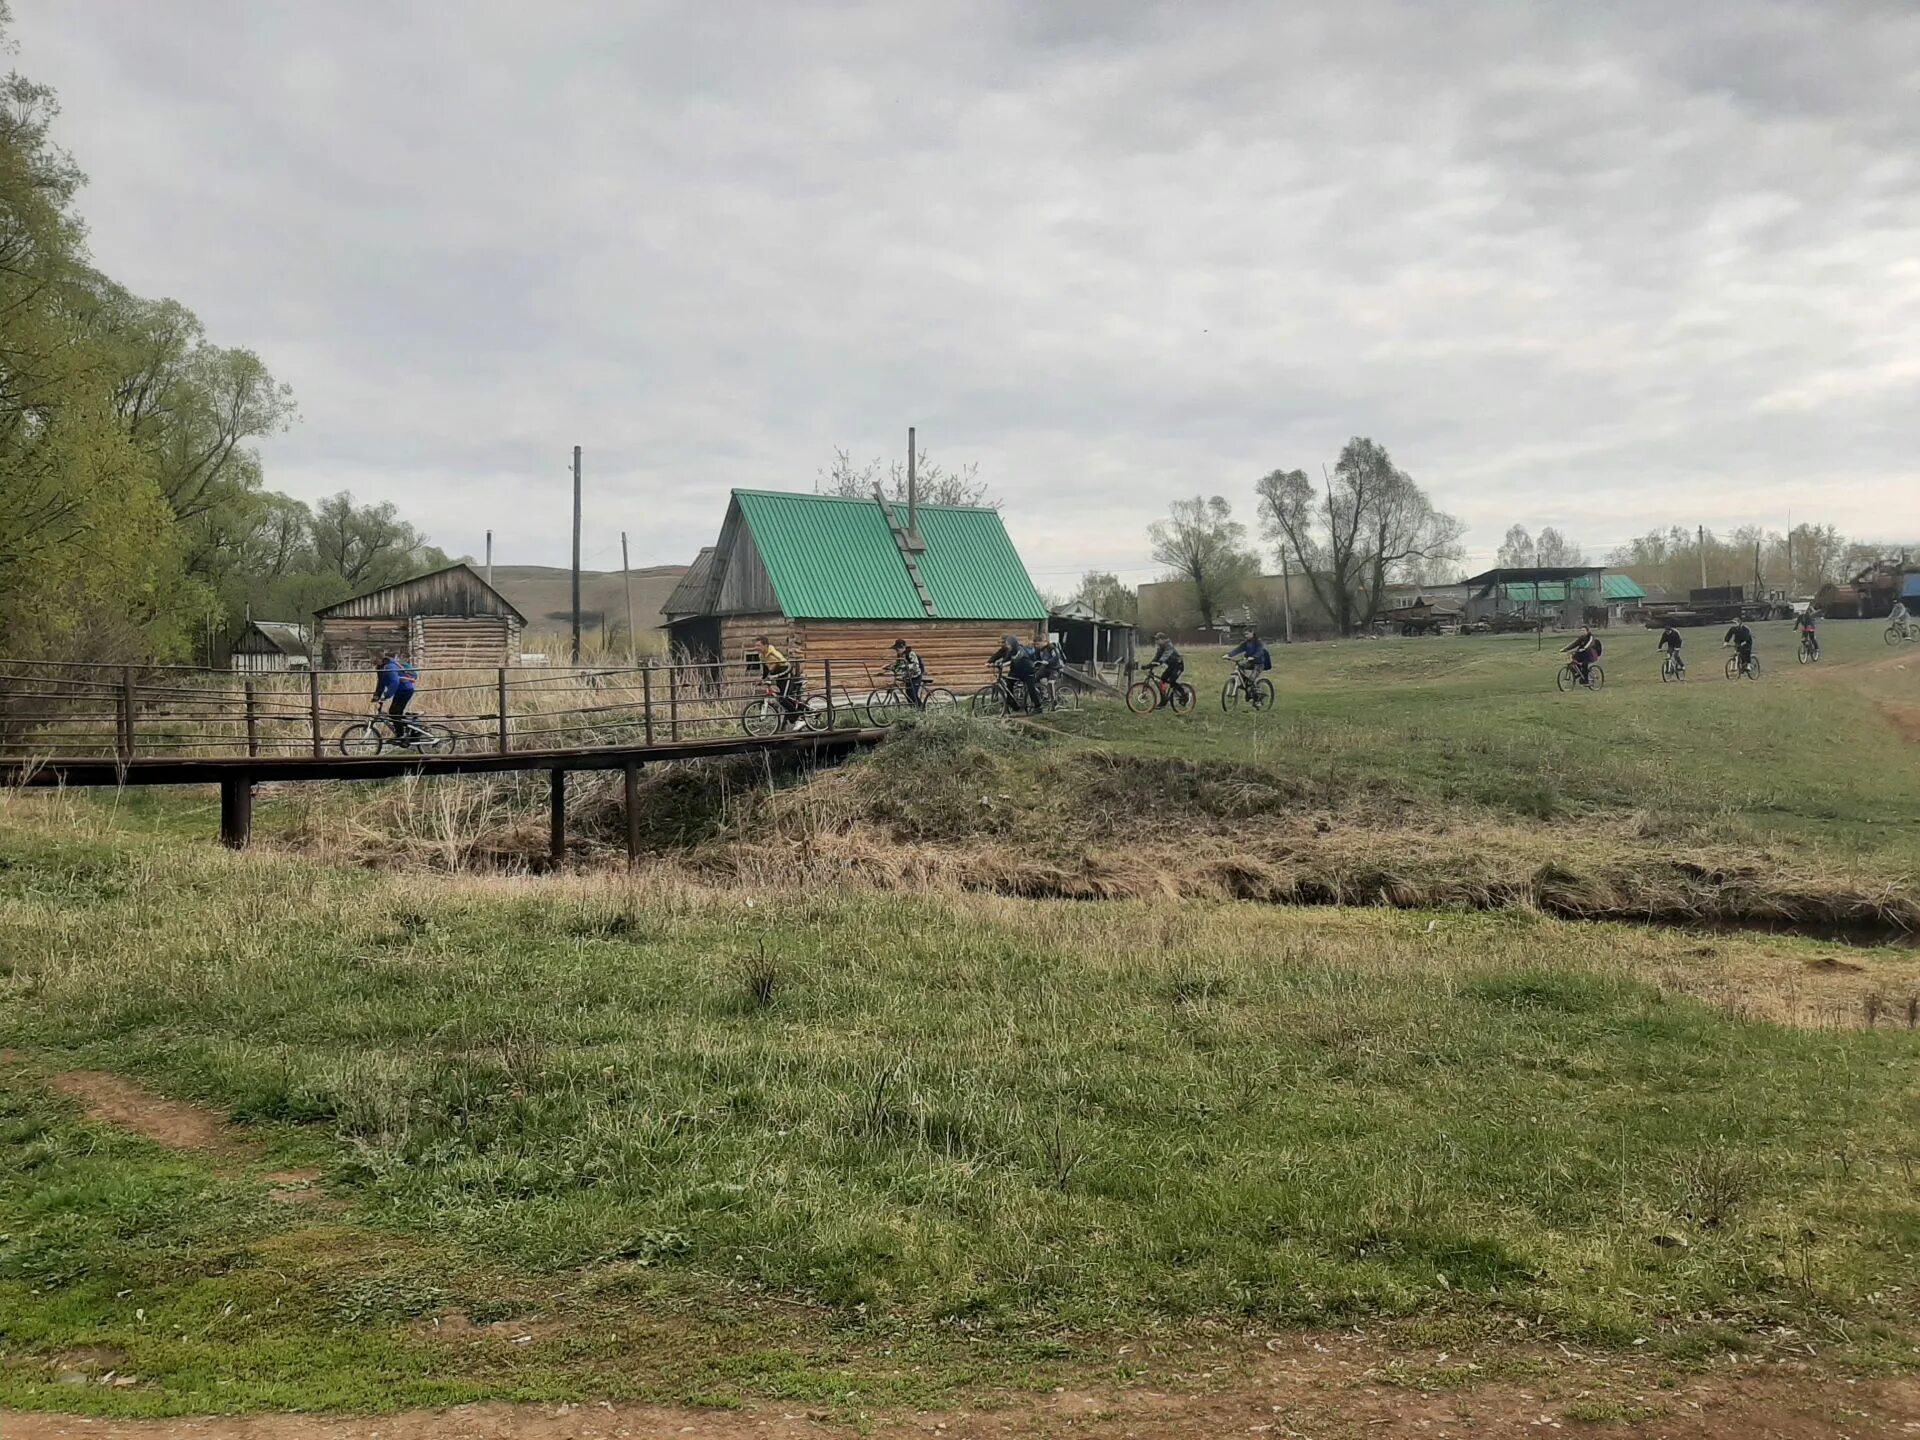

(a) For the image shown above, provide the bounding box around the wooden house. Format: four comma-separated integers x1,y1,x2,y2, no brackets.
664,490,1047,689
228,620,312,673
313,563,527,670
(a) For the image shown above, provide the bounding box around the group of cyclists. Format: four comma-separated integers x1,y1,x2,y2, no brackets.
369,602,1892,741
1560,610,1826,688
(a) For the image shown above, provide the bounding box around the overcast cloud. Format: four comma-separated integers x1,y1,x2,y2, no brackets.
15,0,1920,585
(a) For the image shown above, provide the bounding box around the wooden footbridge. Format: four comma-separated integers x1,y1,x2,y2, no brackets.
0,658,896,857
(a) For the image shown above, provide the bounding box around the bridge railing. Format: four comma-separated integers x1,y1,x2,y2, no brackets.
0,655,944,762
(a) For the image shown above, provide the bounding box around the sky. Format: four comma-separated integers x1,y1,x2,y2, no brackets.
14,0,1920,589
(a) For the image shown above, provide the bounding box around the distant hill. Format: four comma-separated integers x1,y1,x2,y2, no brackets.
487,564,687,643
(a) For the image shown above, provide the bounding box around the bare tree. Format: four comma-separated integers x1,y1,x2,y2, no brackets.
819,446,994,508
1148,496,1258,629
1256,438,1464,634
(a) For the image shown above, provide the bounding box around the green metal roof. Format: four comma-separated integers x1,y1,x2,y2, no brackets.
1495,575,1646,603
731,490,1047,621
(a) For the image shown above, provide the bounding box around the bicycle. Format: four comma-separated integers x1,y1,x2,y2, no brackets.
741,677,828,737
1886,622,1917,647
1555,660,1604,692
1659,651,1686,683
1797,632,1820,664
1220,663,1276,712
1030,669,1077,713
1724,646,1761,681
336,705,469,756
865,668,957,727
970,662,1039,717
1127,663,1196,715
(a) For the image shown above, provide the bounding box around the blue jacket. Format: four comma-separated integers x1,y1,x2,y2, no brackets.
374,656,417,701
1226,639,1271,670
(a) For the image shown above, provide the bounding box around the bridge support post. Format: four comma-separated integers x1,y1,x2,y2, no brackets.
549,768,566,867
219,776,253,850
623,760,642,866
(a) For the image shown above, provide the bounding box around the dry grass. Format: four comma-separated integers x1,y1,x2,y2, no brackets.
263,717,1920,952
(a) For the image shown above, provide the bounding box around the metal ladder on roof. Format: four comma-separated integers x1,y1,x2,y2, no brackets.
873,492,939,618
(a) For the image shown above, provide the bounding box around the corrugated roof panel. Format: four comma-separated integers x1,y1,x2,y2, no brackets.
730,490,1045,621
733,492,924,619
1601,574,1646,600
912,505,1048,620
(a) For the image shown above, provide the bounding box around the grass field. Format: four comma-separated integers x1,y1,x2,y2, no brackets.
2,616,1917,1424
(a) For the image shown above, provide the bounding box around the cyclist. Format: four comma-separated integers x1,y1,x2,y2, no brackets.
1560,626,1602,685
1723,619,1756,675
373,650,423,745
1795,609,1820,659
1892,599,1914,640
987,633,1041,713
1033,636,1064,705
888,638,927,708
1656,622,1685,675
755,634,805,729
1144,632,1185,697
1224,626,1272,685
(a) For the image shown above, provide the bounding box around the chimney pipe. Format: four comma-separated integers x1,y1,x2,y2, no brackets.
485,529,493,589
906,426,917,540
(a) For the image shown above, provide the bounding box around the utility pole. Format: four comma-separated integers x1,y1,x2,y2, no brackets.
1697,524,1708,591
485,530,494,590
621,530,635,667
1279,546,1295,644
570,445,582,666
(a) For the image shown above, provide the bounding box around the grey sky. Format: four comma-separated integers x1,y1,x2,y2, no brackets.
16,0,1920,586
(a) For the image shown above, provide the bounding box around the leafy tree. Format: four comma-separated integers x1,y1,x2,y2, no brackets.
1073,570,1137,623
1148,497,1258,629
0,17,203,659
820,446,994,508
96,284,296,572
1497,524,1583,568
1256,438,1464,634
1496,525,1534,568
1534,527,1585,566
309,492,448,592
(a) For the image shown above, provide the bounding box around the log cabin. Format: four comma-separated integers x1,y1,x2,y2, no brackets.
313,563,527,671
663,490,1048,692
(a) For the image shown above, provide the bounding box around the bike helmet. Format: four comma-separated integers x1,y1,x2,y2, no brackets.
892,639,907,651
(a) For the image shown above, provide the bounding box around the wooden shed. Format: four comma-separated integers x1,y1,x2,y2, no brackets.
314,563,527,671
665,490,1047,690
229,620,312,673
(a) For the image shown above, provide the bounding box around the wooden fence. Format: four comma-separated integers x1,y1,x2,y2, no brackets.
0,656,938,763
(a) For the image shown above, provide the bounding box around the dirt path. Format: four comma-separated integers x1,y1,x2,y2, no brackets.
47,1070,240,1152
6,1363,1918,1438
42,1068,324,1201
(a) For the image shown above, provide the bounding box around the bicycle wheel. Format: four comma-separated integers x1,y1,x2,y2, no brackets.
1125,681,1160,714
741,697,782,738
1169,683,1197,715
417,721,462,753
1798,643,1813,665
1724,656,1740,680
1660,658,1676,684
1887,627,1902,647
803,699,831,732
971,683,1005,717
922,686,957,712
336,720,384,756
1586,665,1604,691
1253,678,1276,709
1556,665,1575,693
866,690,900,728
1220,675,1243,712
1743,658,1759,681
